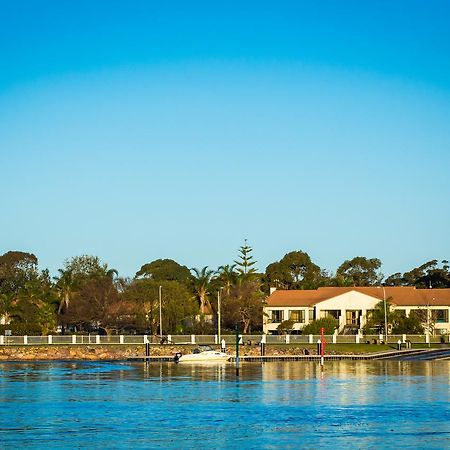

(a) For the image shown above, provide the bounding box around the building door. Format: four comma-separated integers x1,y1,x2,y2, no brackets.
346,310,360,326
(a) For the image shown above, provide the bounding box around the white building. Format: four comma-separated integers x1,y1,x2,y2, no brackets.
263,286,450,335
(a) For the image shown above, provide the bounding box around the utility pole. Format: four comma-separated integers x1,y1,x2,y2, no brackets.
159,285,163,341
217,290,222,341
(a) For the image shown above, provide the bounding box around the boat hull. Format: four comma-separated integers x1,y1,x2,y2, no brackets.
177,352,231,363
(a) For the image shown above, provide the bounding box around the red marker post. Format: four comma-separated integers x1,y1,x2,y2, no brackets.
320,327,325,369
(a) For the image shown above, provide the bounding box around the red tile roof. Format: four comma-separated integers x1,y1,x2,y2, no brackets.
267,287,450,307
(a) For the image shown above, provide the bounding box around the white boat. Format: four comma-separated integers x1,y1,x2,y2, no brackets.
174,345,231,363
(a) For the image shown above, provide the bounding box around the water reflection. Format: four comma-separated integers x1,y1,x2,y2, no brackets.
1,360,449,449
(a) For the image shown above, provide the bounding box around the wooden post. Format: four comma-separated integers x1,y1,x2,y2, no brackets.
235,324,240,376
320,327,325,370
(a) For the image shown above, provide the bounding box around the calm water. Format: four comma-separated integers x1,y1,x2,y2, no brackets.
0,360,449,449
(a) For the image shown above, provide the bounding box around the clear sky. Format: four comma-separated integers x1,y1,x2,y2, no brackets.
1,1,449,279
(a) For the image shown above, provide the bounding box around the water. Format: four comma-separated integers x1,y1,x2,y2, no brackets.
0,360,449,449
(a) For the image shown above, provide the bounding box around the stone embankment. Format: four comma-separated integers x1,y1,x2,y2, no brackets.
0,344,323,361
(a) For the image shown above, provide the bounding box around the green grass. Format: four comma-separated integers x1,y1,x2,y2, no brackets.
269,342,450,353
269,344,393,353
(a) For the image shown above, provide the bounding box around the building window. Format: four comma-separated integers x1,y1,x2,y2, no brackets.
289,310,305,323
435,309,449,323
309,309,314,321
271,310,283,323
323,310,340,319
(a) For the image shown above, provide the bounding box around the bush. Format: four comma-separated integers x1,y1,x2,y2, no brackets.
391,315,424,334
0,323,43,335
302,317,338,335
277,319,295,335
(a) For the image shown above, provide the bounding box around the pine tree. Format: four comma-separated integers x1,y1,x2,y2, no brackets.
234,240,257,280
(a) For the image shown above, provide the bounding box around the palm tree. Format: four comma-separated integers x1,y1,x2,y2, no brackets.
54,269,75,314
190,266,215,315
217,264,237,295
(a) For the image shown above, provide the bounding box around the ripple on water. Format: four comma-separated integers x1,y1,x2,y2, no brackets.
0,360,450,449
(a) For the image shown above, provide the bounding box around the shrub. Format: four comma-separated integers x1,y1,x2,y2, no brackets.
302,317,338,335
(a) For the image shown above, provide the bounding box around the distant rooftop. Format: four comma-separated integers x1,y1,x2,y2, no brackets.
267,287,450,307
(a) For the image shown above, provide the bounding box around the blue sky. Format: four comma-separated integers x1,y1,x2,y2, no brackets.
1,1,449,278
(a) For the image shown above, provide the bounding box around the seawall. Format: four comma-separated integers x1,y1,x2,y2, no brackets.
1,344,324,361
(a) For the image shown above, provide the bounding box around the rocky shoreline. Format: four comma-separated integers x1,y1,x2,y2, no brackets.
0,344,329,361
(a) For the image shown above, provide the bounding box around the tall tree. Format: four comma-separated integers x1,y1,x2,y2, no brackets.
221,279,265,333
403,260,450,288
121,279,196,335
190,266,215,315
12,271,58,335
0,251,38,294
135,259,191,285
62,276,120,334
62,255,117,284
384,272,404,286
54,268,75,314
336,256,382,286
384,260,450,288
234,240,257,281
265,250,323,290
216,264,237,295
362,299,393,334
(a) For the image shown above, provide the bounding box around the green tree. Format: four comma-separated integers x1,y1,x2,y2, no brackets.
264,250,324,291
56,255,117,332
404,260,450,288
121,279,196,334
362,299,393,334
0,251,38,294
384,260,450,288
216,264,237,295
336,256,382,286
10,269,59,335
0,292,16,325
54,268,75,314
135,259,191,285
234,240,257,281
391,312,424,334
62,275,120,334
62,255,117,284
190,267,215,315
221,279,265,333
384,272,404,286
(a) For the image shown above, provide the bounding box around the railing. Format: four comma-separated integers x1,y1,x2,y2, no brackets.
1,333,449,346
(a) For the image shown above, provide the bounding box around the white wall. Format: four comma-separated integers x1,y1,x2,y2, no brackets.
315,291,380,331
263,292,450,335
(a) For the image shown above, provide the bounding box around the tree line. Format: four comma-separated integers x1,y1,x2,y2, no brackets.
0,245,448,335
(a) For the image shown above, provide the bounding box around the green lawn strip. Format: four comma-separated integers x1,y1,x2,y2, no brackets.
268,343,398,354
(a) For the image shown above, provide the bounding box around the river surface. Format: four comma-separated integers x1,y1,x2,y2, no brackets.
0,360,449,449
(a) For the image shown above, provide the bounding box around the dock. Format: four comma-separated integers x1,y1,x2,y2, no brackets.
127,348,429,363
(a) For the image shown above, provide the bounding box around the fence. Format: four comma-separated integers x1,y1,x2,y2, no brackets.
1,333,449,346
